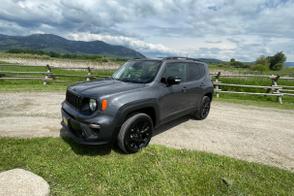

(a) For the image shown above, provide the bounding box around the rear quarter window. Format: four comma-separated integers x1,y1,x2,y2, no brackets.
187,63,205,81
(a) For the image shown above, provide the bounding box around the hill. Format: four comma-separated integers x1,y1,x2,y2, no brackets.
0,34,144,58
285,62,294,67
196,58,225,64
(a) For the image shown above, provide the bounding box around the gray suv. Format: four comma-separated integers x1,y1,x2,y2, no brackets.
61,57,213,153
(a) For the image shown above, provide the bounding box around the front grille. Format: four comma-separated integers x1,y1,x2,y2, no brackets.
66,90,83,109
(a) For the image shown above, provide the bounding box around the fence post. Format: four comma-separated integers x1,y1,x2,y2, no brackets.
271,75,283,104
86,67,91,81
43,64,52,85
215,72,221,98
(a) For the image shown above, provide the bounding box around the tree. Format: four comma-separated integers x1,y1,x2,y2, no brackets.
271,63,283,71
229,58,246,68
268,51,286,71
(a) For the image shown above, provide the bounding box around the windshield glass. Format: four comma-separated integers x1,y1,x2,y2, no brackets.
112,60,161,83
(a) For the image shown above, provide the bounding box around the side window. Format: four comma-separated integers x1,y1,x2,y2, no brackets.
162,62,187,82
187,63,205,81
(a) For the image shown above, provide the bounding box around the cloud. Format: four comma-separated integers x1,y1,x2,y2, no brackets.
0,0,293,61
67,33,177,57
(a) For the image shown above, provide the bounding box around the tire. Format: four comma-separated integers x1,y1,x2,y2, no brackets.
192,96,211,120
117,113,153,153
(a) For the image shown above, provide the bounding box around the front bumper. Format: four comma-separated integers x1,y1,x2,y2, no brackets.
61,105,115,146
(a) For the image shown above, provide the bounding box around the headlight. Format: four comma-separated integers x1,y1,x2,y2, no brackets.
89,99,97,111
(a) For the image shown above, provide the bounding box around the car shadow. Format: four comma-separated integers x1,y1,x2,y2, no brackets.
60,128,112,156
153,115,191,136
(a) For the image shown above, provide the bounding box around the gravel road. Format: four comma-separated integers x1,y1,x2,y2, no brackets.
0,92,293,170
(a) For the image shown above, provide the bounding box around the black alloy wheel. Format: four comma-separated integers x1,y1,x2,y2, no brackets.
192,96,211,120
118,113,153,153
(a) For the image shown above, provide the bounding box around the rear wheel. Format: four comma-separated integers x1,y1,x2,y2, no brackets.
117,113,153,153
192,96,211,120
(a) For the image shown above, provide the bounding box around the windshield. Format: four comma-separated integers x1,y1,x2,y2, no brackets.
112,60,161,83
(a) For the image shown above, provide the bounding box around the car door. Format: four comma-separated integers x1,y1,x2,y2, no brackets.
158,62,190,121
184,62,206,109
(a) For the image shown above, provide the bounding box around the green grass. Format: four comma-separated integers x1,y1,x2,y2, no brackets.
215,95,294,110
0,52,127,63
0,138,293,195
209,63,294,77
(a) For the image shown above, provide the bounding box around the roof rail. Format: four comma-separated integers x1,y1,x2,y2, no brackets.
162,56,199,61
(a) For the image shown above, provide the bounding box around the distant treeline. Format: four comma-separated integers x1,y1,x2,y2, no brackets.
5,49,128,62
223,51,287,71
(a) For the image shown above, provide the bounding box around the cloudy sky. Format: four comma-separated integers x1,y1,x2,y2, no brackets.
0,0,293,61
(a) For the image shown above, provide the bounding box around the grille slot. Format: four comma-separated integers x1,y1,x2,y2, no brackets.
66,90,83,109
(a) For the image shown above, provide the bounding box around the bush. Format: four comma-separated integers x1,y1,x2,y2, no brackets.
268,52,286,71
256,56,269,67
271,62,284,71
250,64,269,72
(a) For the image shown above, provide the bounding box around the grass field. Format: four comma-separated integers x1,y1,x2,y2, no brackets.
209,63,294,77
0,137,293,195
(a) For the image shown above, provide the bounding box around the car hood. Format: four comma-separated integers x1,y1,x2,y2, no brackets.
68,78,145,97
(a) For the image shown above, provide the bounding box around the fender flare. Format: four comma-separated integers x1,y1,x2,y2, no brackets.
115,98,160,128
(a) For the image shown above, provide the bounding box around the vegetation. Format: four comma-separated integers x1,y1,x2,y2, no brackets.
268,51,287,71
217,52,287,73
0,137,293,195
217,94,294,110
229,58,247,68
250,56,269,72
6,49,128,62
252,52,287,71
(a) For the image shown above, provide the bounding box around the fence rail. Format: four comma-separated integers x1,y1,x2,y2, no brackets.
1,63,294,104
0,63,112,84
211,72,294,104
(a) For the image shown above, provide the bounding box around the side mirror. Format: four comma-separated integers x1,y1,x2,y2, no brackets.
166,76,181,86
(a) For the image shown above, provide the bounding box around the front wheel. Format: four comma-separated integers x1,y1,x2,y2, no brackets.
117,113,153,153
192,96,211,120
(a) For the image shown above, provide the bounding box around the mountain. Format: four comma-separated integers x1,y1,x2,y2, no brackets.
195,58,225,64
285,62,294,67
0,34,145,58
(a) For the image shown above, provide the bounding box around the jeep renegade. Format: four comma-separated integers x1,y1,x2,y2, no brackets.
61,57,213,153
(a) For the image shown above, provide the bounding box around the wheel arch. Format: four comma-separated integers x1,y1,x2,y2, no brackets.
204,92,213,101
112,99,159,141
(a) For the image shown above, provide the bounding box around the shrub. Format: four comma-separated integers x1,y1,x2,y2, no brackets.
229,58,247,68
255,55,269,66
268,51,286,71
250,64,269,72
271,62,284,71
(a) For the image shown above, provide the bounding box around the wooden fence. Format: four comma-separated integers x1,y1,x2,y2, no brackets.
211,72,294,104
1,63,294,104
0,64,113,85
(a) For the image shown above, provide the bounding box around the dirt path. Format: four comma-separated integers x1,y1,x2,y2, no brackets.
0,92,294,170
